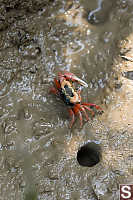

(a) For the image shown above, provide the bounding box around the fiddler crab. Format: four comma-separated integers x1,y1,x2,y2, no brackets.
50,71,103,128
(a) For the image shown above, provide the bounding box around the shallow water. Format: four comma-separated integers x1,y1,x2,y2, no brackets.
0,0,133,199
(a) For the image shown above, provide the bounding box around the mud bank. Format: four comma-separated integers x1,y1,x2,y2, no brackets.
0,0,132,199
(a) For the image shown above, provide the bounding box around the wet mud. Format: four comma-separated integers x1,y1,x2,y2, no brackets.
0,0,133,199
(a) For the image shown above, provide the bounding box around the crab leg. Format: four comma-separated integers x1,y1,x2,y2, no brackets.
78,110,83,128
82,103,102,110
49,78,61,95
68,109,75,128
73,105,83,128
82,105,95,116
49,87,59,95
54,78,61,89
79,106,90,121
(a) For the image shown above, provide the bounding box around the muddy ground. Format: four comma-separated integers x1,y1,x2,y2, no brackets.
0,0,133,200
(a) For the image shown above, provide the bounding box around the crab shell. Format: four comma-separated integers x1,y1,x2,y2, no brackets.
60,79,81,105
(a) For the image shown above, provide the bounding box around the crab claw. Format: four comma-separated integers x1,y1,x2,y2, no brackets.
72,75,88,88
58,71,88,88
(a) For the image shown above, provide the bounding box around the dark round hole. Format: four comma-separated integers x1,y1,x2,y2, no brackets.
77,142,101,167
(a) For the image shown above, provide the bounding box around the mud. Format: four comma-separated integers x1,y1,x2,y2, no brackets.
0,0,133,199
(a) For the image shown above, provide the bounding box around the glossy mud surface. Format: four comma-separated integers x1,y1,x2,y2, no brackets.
0,0,133,199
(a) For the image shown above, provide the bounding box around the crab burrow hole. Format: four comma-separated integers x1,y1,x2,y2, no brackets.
77,142,102,167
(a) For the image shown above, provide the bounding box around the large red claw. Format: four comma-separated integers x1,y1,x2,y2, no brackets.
58,71,88,88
